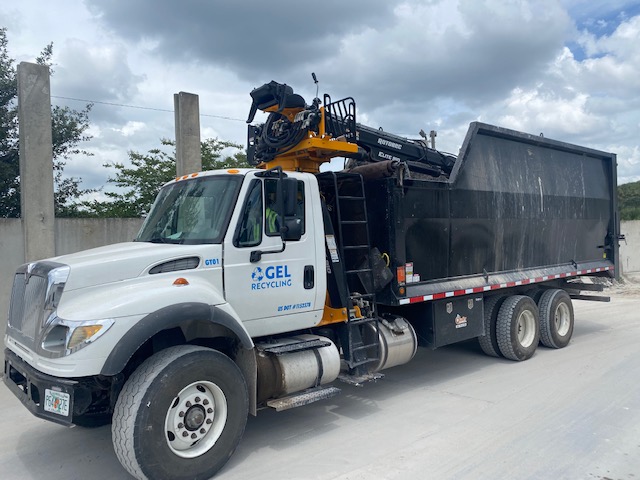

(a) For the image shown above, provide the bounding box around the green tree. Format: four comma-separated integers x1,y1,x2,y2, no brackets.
0,27,93,218
619,180,640,221
84,138,248,217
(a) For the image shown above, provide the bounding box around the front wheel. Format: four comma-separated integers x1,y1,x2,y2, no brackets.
112,345,248,480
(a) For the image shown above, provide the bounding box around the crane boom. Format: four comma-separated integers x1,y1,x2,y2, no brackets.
246,81,456,176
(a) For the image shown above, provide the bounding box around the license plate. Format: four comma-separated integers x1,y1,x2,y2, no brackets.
44,389,70,417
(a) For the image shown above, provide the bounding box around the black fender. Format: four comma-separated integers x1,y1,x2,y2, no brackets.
100,302,253,376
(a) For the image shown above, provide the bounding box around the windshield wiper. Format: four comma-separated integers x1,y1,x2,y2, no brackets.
147,237,175,244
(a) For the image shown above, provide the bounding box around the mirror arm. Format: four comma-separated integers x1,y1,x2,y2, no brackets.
250,241,286,263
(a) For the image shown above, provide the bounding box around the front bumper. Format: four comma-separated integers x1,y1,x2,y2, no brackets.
3,348,80,426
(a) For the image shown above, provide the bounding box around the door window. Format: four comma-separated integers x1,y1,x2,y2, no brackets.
234,180,263,248
264,179,305,237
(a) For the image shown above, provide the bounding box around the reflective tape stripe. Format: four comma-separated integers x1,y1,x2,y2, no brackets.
397,266,614,305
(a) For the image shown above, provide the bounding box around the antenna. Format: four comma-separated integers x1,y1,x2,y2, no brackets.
312,72,319,99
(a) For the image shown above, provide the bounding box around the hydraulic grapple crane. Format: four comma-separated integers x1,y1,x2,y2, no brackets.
246,80,456,176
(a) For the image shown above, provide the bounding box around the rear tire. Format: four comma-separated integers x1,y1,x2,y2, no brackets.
496,295,540,361
538,289,574,348
525,288,546,304
478,295,506,357
112,345,248,480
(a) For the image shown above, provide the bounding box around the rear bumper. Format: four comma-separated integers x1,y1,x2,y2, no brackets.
3,348,78,426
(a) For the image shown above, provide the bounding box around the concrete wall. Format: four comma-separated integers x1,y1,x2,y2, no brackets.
54,218,143,256
620,220,640,275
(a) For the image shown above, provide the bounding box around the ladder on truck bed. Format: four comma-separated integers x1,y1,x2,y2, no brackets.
317,172,382,380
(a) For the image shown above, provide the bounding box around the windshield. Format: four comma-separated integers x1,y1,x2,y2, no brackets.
136,175,243,244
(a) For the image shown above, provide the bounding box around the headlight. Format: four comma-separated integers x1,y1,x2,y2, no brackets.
41,318,115,356
68,324,105,350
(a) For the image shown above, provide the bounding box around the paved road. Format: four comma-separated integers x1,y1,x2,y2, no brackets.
1,293,639,480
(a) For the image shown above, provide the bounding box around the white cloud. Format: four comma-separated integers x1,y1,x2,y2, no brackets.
5,0,640,189
497,87,604,136
113,121,145,137
615,145,640,184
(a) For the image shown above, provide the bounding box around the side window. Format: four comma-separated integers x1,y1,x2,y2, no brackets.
264,179,279,237
264,179,305,238
234,180,263,248
295,181,305,235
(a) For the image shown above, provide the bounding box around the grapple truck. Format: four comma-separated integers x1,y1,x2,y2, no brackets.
3,81,621,479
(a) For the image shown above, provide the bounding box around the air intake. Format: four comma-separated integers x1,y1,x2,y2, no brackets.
149,257,200,274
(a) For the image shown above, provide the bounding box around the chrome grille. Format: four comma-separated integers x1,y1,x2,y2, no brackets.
8,273,47,340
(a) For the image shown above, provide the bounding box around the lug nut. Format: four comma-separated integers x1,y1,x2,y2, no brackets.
200,428,206,434
178,423,184,429
203,399,209,405
207,408,213,414
195,397,201,403
186,401,192,407
191,433,197,439
182,431,188,437
178,411,185,417
206,419,212,425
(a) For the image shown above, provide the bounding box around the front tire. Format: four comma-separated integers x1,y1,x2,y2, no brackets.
112,345,248,480
496,295,540,361
538,289,574,348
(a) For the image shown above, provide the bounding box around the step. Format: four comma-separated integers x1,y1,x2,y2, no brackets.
342,245,370,250
260,339,331,355
344,356,380,368
266,386,341,412
346,316,377,326
349,293,375,300
350,344,379,356
345,268,373,275
340,220,368,225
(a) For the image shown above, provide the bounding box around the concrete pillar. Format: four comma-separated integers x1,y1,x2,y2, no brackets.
17,62,55,262
174,92,202,176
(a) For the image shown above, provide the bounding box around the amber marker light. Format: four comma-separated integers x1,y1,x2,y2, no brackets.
173,277,190,286
68,325,103,350
227,169,240,174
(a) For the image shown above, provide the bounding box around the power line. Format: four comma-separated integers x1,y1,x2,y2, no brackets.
50,95,246,122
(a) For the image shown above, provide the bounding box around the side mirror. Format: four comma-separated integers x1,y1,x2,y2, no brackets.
281,177,298,217
282,217,302,241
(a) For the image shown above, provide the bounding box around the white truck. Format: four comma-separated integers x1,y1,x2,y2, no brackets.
4,81,620,479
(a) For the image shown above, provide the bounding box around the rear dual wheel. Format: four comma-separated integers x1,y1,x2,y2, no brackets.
496,295,540,361
538,289,574,349
478,295,506,357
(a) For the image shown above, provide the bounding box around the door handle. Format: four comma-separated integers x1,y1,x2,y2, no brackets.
304,265,314,289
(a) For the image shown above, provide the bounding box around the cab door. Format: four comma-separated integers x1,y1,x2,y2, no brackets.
223,173,325,336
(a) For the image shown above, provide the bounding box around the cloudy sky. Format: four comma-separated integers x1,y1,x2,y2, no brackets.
2,0,640,195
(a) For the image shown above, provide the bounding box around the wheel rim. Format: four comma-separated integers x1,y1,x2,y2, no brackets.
164,381,228,458
516,310,536,347
554,302,571,336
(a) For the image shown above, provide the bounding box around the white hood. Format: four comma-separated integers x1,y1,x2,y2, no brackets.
52,242,219,291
